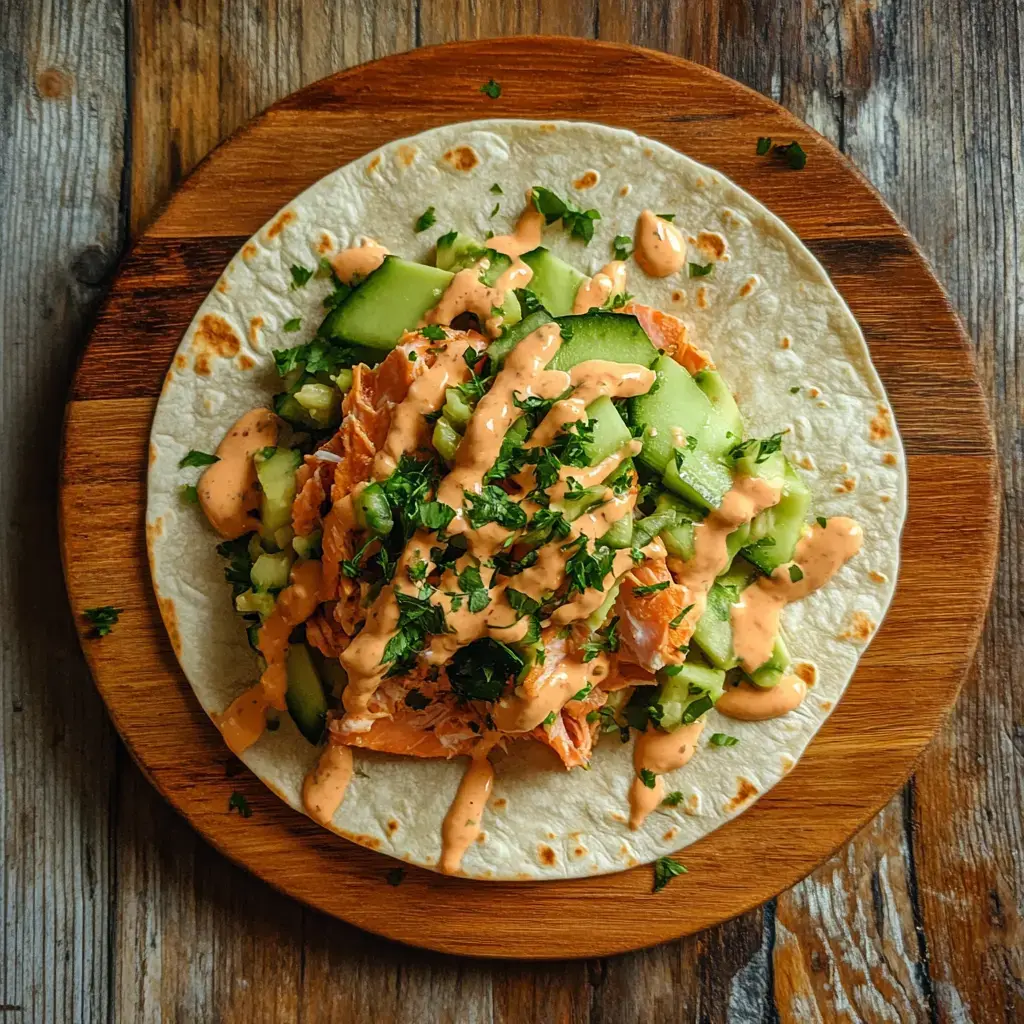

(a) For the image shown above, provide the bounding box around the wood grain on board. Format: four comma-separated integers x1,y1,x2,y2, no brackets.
3,0,1019,1021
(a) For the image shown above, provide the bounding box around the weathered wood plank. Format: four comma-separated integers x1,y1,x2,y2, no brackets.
0,1,126,1021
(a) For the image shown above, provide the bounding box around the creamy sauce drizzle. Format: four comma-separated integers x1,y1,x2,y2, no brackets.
731,517,863,671
716,677,807,721
330,239,389,284
572,261,628,314
491,654,606,734
634,210,686,278
628,722,704,828
439,738,497,874
302,743,354,824
197,408,279,539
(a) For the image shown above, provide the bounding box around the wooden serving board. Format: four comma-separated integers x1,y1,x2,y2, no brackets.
60,38,998,959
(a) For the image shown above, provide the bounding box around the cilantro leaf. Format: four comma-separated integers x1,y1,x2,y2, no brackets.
178,449,219,469
688,262,714,278
415,206,437,232
669,604,694,629
662,791,685,807
632,580,670,598
530,186,601,244
420,324,446,341
653,857,687,893
756,136,772,155
83,605,122,638
480,79,502,99
543,711,557,726
282,317,302,333
290,264,313,289
418,501,457,533
709,733,739,747
682,693,714,724
571,682,592,701
639,768,657,789
773,140,807,170
490,183,503,194
381,589,450,673
612,234,633,261
506,588,541,617
565,540,615,597
179,484,199,505
580,616,619,662
216,535,256,598
447,638,520,701
788,564,805,583
436,228,458,249
228,791,252,818
464,485,527,530
458,565,491,614
816,516,828,529
729,431,787,465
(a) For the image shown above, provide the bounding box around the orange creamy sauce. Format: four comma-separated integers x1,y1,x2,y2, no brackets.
197,408,279,539
634,210,686,278
330,240,389,284
573,261,627,314
716,677,807,721
302,743,354,824
439,739,497,873
629,722,704,828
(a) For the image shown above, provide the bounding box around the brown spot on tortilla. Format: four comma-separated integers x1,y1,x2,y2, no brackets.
237,354,255,371
835,476,857,494
781,755,796,774
191,314,240,377
695,176,706,188
869,570,888,584
443,146,479,172
739,275,759,297
696,230,728,261
780,336,792,349
619,184,632,197
539,123,557,133
726,777,758,812
493,797,507,810
537,844,556,866
573,169,599,189
643,147,654,158
350,833,381,850
476,831,487,844
365,154,382,175
266,210,295,239
797,455,815,471
161,371,174,395
157,595,181,657
316,232,334,255
515,872,532,880
611,812,626,824
395,144,417,168
663,827,679,841
671,290,683,303
819,700,834,711
880,494,892,503
882,452,898,466
37,67,73,99
145,517,164,569
685,794,699,815
546,831,556,839
839,611,876,643
808,387,821,398
174,354,187,371
721,208,741,226
386,818,399,835
696,285,709,309
216,278,229,294
619,844,630,857
573,845,587,858
870,404,893,441
149,443,158,467
568,830,581,840
242,242,257,261
793,662,817,687
247,317,264,348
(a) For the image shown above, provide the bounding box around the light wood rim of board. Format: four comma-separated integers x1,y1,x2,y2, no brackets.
59,38,999,959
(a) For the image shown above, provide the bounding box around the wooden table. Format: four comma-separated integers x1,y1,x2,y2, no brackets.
3,2,1020,1021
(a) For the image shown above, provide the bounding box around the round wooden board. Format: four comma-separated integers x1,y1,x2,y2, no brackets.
60,38,999,959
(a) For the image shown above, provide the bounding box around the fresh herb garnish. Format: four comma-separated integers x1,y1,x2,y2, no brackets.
178,449,219,469
83,605,122,637
773,140,807,170
530,186,601,244
653,857,687,892
571,683,592,701
480,79,502,99
282,317,302,333
612,234,633,261
662,791,685,807
565,540,615,597
506,589,541,617
407,557,428,583
489,202,500,218
405,689,431,710
272,337,365,377
657,212,676,222
415,206,437,232
682,694,714,724
290,264,313,289
710,733,739,747
458,565,491,614
436,228,458,249
340,536,375,579
464,485,527,530
639,768,657,789
580,616,620,662
386,867,405,886
418,501,457,533
447,638,521,701
381,588,450,673
632,580,671,598
789,385,801,394
228,791,252,818
669,604,694,629
490,182,503,194
688,262,714,278
816,516,828,529
756,136,772,155
179,484,199,505
788,564,805,583
729,431,787,465
602,291,633,311
543,711,557,726
420,324,446,342
216,535,256,598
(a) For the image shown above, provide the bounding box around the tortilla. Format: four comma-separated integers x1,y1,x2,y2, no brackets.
146,119,906,880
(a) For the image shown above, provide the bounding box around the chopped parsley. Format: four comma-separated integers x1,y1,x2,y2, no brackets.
662,791,685,807
682,694,714,724
612,234,633,261
464,485,527,530
688,261,714,278
530,185,601,244
405,689,431,710
588,705,630,744
83,605,122,637
709,733,739,747
420,324,446,341
457,565,491,614
407,557,428,583
579,616,620,662
489,202,500,218
653,857,687,892
436,228,458,249
773,140,807,170
381,588,450,674
415,206,437,232
729,431,787,465
788,564,805,583
789,385,801,394
669,604,694,629
506,589,541,617
638,768,657,789
228,791,252,818
418,501,457,533
490,183,503,194
272,337,365,377
216,535,256,598
602,291,633,310
565,540,615,597
447,638,521,702
816,516,828,529
479,79,502,99
289,264,313,289
756,136,772,155
543,711,557,726
656,212,676,222
178,449,219,469
632,580,671,598
386,867,405,886
282,317,302,333
179,484,199,505
340,537,375,579
571,683,592,701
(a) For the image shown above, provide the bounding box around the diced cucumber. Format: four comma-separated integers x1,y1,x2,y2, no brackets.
662,447,734,510
432,417,461,463
690,563,758,669
235,589,277,619
251,550,293,592
549,312,659,373
657,664,726,731
521,247,587,315
354,482,393,537
725,522,752,562
332,368,353,393
294,381,341,430
733,447,787,487
487,309,554,369
694,369,743,453
558,486,607,520
292,530,322,559
742,461,811,573
630,508,679,549
748,635,790,687
254,447,302,547
661,521,695,560
630,355,715,472
436,232,486,271
285,643,327,744
443,387,474,429
586,581,621,630
583,395,632,464
601,513,633,549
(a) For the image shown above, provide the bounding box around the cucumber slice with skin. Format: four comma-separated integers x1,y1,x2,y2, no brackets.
487,309,553,369
694,369,743,453
748,635,791,687
285,643,327,744
254,447,301,547
521,247,587,316
662,447,734,510
690,561,759,670
549,312,658,373
432,417,460,463
443,387,474,429
436,232,486,271
742,461,811,573
601,513,633,549
354,482,393,537
656,663,726,731
583,395,632,464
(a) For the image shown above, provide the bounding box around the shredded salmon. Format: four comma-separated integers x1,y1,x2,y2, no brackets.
305,606,350,659
614,560,695,672
623,302,713,375
332,696,484,758
292,430,346,538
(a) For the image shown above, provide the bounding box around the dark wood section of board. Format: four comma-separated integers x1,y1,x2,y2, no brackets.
4,6,1020,1024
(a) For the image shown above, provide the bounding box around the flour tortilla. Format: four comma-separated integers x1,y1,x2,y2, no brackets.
146,120,906,880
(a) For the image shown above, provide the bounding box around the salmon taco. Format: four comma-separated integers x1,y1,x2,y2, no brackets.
147,120,905,879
